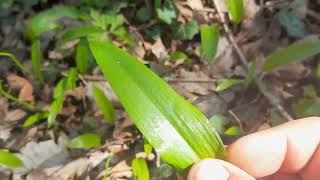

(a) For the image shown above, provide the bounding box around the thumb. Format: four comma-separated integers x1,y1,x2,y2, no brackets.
187,159,255,180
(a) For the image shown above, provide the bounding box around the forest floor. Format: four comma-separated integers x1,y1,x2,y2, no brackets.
0,0,320,179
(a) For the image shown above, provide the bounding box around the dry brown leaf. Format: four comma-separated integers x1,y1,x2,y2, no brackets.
5,109,27,122
144,38,167,59
186,0,204,10
6,74,34,102
109,161,132,180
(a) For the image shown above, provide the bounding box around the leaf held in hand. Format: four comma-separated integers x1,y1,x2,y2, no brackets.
200,24,219,63
0,150,23,168
88,40,226,171
132,158,150,180
263,40,320,71
92,83,115,124
67,133,101,149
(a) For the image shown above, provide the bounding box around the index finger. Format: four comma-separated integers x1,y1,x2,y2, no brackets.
227,117,320,178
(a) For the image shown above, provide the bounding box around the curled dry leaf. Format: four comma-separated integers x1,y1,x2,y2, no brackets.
6,74,34,102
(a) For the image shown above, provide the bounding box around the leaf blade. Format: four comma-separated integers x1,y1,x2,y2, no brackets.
92,83,115,124
132,158,150,180
200,24,219,63
0,150,23,168
67,133,101,149
88,40,226,170
263,40,320,71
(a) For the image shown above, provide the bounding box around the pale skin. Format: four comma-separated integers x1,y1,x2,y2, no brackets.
187,117,320,180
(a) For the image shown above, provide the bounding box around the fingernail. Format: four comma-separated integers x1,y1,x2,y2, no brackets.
194,160,230,180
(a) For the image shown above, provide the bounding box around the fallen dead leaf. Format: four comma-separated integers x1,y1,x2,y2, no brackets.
7,74,34,102
144,38,167,59
109,160,132,180
4,109,27,122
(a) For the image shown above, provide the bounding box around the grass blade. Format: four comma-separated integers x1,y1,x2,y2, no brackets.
0,52,32,75
75,39,89,74
132,158,150,180
263,40,320,71
31,39,43,81
89,40,226,171
22,111,48,128
67,133,101,149
92,83,115,124
200,24,219,63
216,79,241,92
0,150,23,168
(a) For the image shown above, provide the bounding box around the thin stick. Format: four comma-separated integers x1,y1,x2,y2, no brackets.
228,110,244,133
211,0,293,121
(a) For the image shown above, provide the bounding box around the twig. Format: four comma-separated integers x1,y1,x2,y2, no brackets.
211,0,293,121
228,110,244,133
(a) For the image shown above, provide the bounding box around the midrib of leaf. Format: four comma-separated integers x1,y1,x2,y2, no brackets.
89,41,226,169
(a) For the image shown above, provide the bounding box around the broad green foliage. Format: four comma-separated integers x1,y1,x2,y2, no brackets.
0,52,31,75
76,39,89,74
92,83,115,124
224,126,241,136
200,24,219,63
89,40,226,171
132,158,150,180
173,20,199,40
292,98,320,118
263,40,320,71
31,39,43,81
61,26,104,43
136,7,151,22
48,68,78,127
156,0,178,24
216,79,241,92
67,133,101,149
317,63,320,79
26,6,85,40
303,85,317,98
0,150,23,168
23,112,48,128
278,8,305,38
226,0,244,24
144,138,153,156
90,10,134,45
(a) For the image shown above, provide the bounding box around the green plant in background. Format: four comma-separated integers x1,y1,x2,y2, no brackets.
48,68,78,127
67,133,101,149
75,39,89,74
132,158,150,180
0,150,23,168
22,111,48,128
226,0,244,24
92,83,115,124
0,52,32,76
200,24,219,63
25,6,85,81
89,40,226,171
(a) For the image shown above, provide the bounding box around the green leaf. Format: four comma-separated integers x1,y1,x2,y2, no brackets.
303,84,317,98
67,133,101,149
216,79,241,92
65,68,78,90
61,26,104,43
270,109,286,126
136,6,151,23
156,0,178,25
169,51,188,61
200,24,219,63
292,98,320,118
26,6,84,40
112,26,134,46
0,150,23,168
226,0,244,24
263,40,320,71
278,8,305,38
144,137,153,156
47,95,64,128
31,39,43,81
224,126,241,136
132,158,150,180
76,39,89,74
208,114,230,135
88,40,226,171
174,20,199,40
317,63,320,79
43,60,60,84
92,83,115,124
22,112,48,128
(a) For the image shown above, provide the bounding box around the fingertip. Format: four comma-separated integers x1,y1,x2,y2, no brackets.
188,159,254,180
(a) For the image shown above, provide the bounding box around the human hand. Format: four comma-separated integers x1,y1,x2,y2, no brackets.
188,117,320,180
